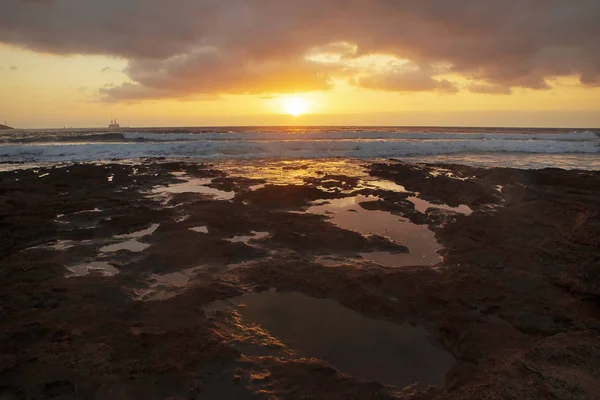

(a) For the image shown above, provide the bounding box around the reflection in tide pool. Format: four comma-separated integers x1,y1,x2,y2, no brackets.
100,223,159,253
135,267,205,301
307,196,442,266
408,196,472,215
153,176,235,200
365,179,407,193
206,291,454,388
219,159,368,186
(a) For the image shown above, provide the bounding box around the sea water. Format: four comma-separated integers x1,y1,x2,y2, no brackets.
0,126,598,169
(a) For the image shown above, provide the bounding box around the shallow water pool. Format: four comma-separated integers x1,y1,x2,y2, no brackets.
205,291,454,388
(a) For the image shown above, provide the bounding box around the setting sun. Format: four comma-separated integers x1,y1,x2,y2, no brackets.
282,96,311,117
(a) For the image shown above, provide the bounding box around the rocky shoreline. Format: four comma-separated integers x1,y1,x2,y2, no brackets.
0,159,599,399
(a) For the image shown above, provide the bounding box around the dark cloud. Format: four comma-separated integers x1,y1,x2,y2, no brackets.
10,66,18,71
1,0,599,100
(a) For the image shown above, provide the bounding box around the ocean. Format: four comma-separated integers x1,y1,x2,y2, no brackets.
1,126,599,170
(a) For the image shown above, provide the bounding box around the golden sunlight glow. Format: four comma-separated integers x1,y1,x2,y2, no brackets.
282,96,311,116
2,45,600,128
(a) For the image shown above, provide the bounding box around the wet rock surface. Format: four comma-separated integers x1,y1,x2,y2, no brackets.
0,159,599,399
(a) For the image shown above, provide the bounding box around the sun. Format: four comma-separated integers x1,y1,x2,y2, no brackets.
282,96,311,117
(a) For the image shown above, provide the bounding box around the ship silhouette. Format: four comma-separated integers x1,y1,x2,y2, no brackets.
109,119,120,129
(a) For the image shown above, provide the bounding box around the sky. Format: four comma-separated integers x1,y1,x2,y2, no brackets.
1,0,599,129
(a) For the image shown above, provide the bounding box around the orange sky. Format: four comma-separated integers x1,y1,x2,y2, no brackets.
1,0,600,131
2,44,598,129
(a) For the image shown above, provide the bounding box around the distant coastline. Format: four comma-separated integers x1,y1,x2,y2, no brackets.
0,124,14,130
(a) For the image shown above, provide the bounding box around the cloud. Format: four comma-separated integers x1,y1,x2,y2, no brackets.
99,47,336,101
1,0,599,100
99,82,219,103
9,66,18,71
356,63,458,93
466,84,512,95
99,82,178,102
358,71,458,93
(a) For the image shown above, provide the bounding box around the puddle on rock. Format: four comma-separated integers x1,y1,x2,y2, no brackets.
249,183,267,191
72,208,102,215
176,215,189,223
428,168,472,181
49,240,85,251
98,223,159,253
190,226,209,233
365,180,408,193
314,255,363,266
307,196,442,266
153,177,235,200
135,267,204,301
408,196,472,215
150,268,202,287
116,223,159,239
100,239,150,253
227,231,270,244
206,291,454,388
25,239,92,252
67,261,119,277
